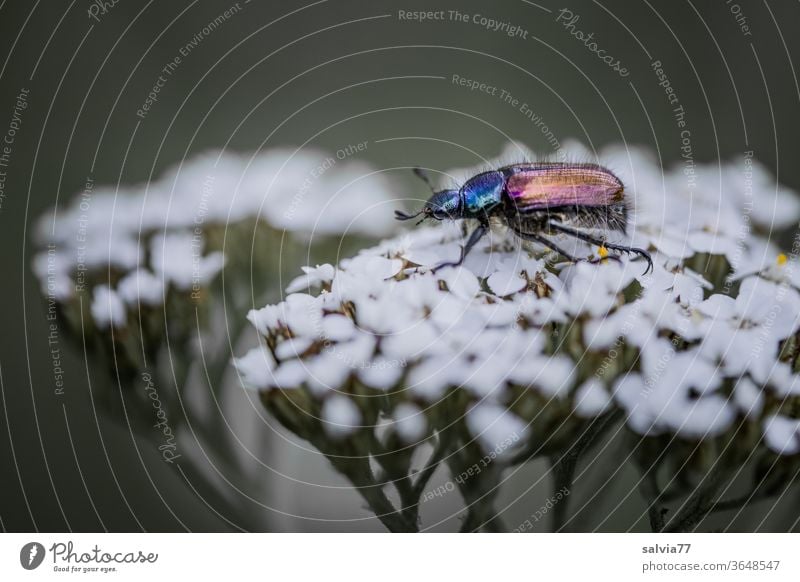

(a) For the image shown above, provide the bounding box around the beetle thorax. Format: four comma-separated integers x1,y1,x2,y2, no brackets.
461,171,505,218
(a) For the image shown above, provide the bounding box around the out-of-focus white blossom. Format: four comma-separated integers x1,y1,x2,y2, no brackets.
117,269,165,306
90,285,126,329
763,415,800,455
321,394,362,439
233,346,276,390
466,403,528,456
391,403,428,443
150,232,225,292
33,148,396,329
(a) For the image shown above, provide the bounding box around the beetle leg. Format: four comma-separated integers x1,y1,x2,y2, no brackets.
511,227,582,263
431,224,487,273
547,222,654,275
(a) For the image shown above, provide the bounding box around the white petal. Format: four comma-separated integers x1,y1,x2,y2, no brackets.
321,314,356,342
274,337,314,360
486,269,527,297
233,347,275,390
465,403,528,457
117,269,165,306
574,378,612,418
733,376,764,418
763,415,800,455
358,357,405,390
392,403,427,443
321,395,362,439
90,286,126,328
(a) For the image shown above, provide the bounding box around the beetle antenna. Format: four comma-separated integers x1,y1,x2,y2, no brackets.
394,209,423,221
412,167,437,195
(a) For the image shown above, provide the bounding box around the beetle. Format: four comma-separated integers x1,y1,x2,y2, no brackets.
395,162,653,274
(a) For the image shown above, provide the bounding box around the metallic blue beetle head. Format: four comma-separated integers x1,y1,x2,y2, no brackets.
395,188,460,223
423,189,461,220
395,169,504,223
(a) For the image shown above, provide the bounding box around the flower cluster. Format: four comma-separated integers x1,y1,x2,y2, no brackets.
33,148,394,440
236,142,800,531
34,148,395,320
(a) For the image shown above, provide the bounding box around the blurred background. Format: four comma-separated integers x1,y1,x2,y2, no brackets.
1,0,799,532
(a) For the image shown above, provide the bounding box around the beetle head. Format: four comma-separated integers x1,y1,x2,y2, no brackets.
395,189,460,223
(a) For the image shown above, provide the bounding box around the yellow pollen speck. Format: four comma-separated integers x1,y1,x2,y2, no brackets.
777,253,788,266
598,246,609,259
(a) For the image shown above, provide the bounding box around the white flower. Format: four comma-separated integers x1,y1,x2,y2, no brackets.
32,249,75,301
733,377,764,418
150,232,225,292
573,378,612,418
34,148,398,320
619,349,735,439
486,267,527,297
233,346,276,390
691,277,800,381
321,394,362,439
247,304,284,335
508,355,577,398
465,403,528,457
90,285,126,329
117,269,165,306
391,403,428,443
762,415,800,455
285,264,336,294
358,357,406,391
274,337,314,360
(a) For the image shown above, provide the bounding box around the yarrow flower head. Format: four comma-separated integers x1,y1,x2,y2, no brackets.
236,142,800,532
34,148,395,320
33,148,395,434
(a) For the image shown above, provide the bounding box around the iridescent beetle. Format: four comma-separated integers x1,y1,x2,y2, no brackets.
395,162,653,274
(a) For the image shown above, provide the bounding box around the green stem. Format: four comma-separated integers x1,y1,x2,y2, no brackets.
447,449,503,533
549,410,623,532
638,468,666,532
549,454,576,532
412,436,450,498
359,481,418,533
664,466,727,532
329,456,418,533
